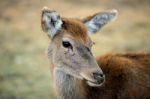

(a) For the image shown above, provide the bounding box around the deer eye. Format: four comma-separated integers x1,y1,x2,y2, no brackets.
62,41,72,48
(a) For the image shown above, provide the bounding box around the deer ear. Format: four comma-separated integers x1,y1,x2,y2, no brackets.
41,7,62,38
83,9,118,34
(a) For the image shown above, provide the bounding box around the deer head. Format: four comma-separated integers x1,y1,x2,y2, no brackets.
41,7,118,87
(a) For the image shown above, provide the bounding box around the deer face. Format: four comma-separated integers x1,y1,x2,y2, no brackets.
41,7,118,87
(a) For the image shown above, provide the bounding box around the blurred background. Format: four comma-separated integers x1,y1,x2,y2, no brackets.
0,0,150,99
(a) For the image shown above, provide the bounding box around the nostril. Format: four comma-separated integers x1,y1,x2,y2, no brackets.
99,73,104,78
93,72,105,84
93,72,104,78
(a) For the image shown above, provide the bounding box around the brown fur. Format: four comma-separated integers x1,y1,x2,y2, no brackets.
41,9,150,99
61,18,89,44
56,19,150,99
61,53,150,99
92,53,150,99
54,19,150,99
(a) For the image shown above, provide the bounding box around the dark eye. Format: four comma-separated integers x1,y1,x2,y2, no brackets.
62,41,72,48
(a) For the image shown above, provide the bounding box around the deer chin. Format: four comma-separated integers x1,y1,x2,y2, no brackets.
86,80,104,87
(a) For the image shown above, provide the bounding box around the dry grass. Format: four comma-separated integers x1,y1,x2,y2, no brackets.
0,0,150,99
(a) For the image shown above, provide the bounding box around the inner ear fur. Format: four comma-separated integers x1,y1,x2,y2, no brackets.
82,9,118,34
41,7,62,38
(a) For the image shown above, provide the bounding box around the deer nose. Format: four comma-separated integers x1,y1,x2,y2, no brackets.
93,72,105,84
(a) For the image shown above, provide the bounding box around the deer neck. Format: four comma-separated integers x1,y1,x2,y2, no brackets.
53,68,87,99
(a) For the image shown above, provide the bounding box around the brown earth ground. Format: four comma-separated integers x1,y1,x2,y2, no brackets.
0,0,150,99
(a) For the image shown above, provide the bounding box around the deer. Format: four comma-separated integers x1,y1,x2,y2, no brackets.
41,7,150,99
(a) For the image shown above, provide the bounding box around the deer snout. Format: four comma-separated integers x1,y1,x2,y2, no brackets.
93,72,105,85
80,68,105,87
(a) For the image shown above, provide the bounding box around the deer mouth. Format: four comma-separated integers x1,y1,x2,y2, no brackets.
80,73,105,87
86,80,104,87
